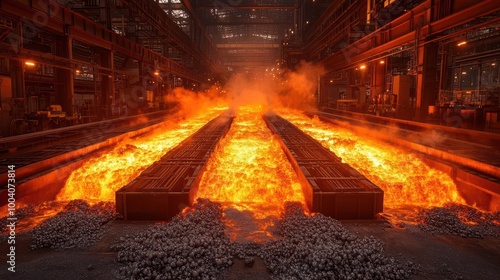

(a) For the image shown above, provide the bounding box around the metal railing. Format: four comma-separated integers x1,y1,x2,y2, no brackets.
439,89,490,107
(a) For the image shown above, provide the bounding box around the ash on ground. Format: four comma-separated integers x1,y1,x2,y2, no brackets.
0,204,36,235
30,200,116,250
112,198,233,280
23,198,424,279
232,202,419,280
417,203,500,238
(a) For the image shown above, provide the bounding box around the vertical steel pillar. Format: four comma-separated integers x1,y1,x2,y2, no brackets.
55,35,74,116
415,44,438,120
101,50,115,119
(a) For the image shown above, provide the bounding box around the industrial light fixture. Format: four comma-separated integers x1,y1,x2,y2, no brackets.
360,64,367,70
25,61,35,66
75,69,81,75
457,41,467,46
379,60,385,64
154,71,160,76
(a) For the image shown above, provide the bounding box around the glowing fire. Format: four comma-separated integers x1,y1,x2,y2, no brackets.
196,105,306,240
277,109,465,208
16,202,69,233
57,106,227,202
0,201,70,234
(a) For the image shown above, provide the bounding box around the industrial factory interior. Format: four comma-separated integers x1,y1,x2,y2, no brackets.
0,0,499,279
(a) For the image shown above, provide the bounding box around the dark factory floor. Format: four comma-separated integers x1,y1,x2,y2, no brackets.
0,217,499,279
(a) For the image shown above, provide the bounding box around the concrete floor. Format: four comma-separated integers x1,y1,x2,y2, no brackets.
1,219,499,280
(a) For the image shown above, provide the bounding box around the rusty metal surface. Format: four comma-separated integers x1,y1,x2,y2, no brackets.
264,114,384,219
116,113,233,220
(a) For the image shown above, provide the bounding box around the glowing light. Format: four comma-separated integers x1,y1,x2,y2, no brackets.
457,41,467,46
57,105,228,202
360,64,367,70
196,105,306,241
278,109,465,208
154,71,160,76
25,61,35,66
379,60,385,64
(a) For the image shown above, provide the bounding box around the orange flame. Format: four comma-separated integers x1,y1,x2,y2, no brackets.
277,109,465,208
195,105,306,241
57,105,227,202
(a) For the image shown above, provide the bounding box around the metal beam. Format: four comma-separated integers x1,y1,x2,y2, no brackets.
224,61,277,66
202,20,292,25
223,55,279,59
217,43,280,48
194,5,295,10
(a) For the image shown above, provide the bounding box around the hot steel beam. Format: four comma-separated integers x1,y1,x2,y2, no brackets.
116,112,233,220
264,113,384,219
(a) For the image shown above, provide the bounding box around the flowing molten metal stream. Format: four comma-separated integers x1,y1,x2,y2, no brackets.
195,106,306,241
57,106,227,202
278,109,465,210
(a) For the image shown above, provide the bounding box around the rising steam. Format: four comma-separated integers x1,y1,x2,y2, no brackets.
222,61,325,111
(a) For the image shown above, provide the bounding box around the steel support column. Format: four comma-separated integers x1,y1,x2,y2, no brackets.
415,44,438,120
101,50,114,119
55,35,74,116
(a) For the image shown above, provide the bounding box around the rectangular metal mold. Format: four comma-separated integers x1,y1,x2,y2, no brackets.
264,114,384,219
116,113,232,220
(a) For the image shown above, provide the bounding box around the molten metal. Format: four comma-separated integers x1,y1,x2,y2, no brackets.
195,106,306,240
57,106,227,202
278,110,465,208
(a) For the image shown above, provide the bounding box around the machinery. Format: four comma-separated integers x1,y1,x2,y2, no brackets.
368,75,412,118
38,105,66,119
367,92,397,117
